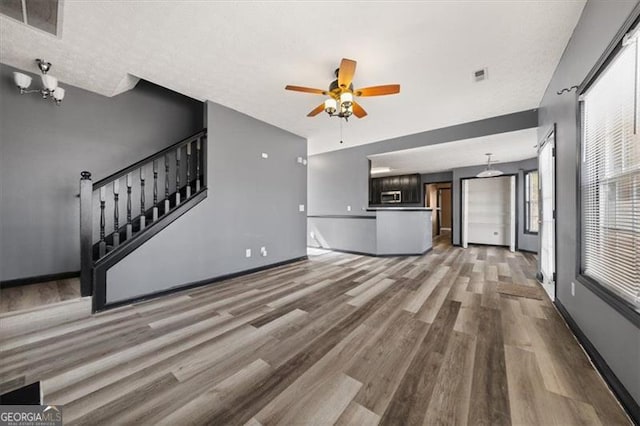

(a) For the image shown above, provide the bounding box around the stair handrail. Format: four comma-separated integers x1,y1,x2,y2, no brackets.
92,129,206,190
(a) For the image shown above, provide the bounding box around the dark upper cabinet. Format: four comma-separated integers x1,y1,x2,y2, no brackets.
369,173,421,205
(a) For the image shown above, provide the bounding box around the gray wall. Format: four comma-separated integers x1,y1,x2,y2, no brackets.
308,110,537,218
308,217,377,254
537,0,640,404
106,102,307,302
0,63,203,281
421,171,454,185
452,157,538,251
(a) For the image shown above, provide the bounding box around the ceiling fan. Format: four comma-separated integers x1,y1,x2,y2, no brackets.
285,58,400,120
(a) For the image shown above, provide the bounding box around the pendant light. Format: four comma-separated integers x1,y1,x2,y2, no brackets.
476,153,503,178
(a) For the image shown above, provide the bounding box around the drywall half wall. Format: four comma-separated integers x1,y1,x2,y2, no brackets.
538,0,640,407
0,63,203,281
106,102,307,303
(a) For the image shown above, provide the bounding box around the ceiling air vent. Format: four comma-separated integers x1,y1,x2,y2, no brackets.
0,0,61,36
473,68,488,82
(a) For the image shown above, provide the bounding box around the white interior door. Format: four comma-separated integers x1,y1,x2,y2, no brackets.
509,175,516,252
462,180,469,248
539,132,556,299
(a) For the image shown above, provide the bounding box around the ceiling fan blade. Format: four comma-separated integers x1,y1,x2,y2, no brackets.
307,103,326,117
352,101,367,118
354,84,400,97
338,58,357,89
285,85,328,95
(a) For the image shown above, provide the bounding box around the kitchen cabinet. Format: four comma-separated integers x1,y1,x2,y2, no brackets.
369,173,421,205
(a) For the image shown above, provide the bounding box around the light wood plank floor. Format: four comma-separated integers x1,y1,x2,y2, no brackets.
0,277,81,313
0,237,630,425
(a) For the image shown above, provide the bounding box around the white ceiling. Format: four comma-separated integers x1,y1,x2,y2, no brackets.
369,128,538,176
0,1,585,155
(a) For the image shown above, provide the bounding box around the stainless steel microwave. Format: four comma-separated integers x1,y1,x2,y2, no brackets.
381,190,402,203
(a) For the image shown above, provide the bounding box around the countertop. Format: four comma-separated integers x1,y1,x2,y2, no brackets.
366,207,433,211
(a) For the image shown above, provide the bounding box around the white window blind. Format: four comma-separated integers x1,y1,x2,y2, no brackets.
581,25,640,310
525,170,539,233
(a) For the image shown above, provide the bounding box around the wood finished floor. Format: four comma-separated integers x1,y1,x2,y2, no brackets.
0,277,80,313
0,236,630,425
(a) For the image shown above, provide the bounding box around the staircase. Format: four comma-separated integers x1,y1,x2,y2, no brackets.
79,130,208,311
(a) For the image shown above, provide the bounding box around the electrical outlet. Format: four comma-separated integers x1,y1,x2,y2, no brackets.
299,204,305,212
347,205,351,211
261,153,268,159
245,249,251,258
302,159,307,166
297,157,303,164
571,282,575,296
260,246,267,257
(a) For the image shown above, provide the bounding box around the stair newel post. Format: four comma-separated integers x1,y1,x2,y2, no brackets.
99,186,107,258
79,171,93,297
152,159,159,221
186,142,192,198
175,147,181,206
113,179,120,248
164,154,170,214
196,138,201,192
126,173,133,240
140,167,146,231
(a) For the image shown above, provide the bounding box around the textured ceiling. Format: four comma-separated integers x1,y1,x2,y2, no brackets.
369,128,538,176
0,1,585,154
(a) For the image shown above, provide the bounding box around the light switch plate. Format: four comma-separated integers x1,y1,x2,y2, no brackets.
347,205,351,211
245,249,251,258
299,204,305,212
261,153,268,159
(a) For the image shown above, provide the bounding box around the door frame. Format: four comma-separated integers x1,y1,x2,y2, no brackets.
537,125,557,300
423,181,453,244
459,174,519,250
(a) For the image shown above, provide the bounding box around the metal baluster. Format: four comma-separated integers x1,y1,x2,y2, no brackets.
113,179,120,248
140,168,146,231
99,186,106,257
153,160,159,221
126,173,132,240
196,138,201,192
175,147,181,206
186,142,192,198
164,154,170,214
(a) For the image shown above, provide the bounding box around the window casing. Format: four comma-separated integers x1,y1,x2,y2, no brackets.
580,24,640,312
524,170,539,234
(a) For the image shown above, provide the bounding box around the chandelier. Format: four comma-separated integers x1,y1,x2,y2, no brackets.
13,59,66,105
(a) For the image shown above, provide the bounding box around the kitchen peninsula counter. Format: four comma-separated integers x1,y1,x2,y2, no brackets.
308,208,432,256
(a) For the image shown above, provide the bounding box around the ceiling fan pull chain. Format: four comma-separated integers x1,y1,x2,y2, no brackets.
340,119,344,144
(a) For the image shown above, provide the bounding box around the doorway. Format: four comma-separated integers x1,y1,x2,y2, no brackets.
424,182,452,243
538,129,556,300
461,175,516,251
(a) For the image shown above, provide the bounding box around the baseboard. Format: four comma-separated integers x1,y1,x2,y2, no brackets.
517,248,538,254
0,271,80,289
307,246,432,258
554,299,639,424
94,256,308,312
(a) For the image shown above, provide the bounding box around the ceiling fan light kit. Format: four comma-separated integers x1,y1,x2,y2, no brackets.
285,58,400,122
13,59,66,105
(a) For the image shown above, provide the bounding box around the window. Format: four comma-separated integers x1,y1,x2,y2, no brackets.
524,170,539,234
580,23,640,311
0,0,60,36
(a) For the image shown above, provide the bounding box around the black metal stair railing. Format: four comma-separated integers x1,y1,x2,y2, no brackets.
79,130,207,298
